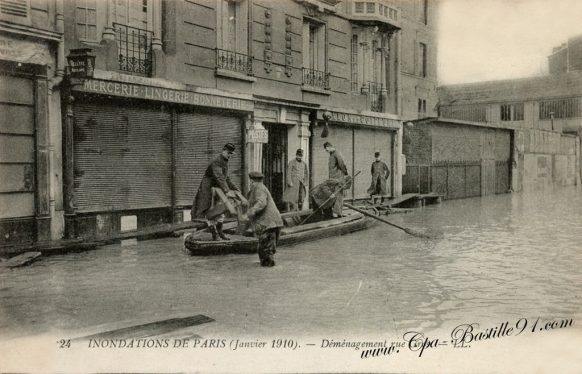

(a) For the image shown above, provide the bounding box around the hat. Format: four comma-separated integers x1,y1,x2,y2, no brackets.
375,151,380,157
248,171,264,180
223,143,236,152
296,149,304,156
323,141,333,149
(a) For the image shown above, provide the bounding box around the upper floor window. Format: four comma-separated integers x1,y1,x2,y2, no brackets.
0,0,29,22
418,42,427,77
539,97,582,120
217,0,248,54
354,2,364,13
500,103,524,121
366,2,375,13
351,34,359,91
302,19,328,89
418,98,427,118
76,0,97,41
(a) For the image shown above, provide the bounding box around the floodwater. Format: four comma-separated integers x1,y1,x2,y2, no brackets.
1,187,581,340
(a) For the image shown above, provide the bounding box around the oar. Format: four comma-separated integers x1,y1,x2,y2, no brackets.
344,203,439,239
300,170,362,225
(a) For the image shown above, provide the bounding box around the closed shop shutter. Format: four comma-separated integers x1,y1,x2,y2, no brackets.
73,100,172,212
353,128,394,199
175,111,242,207
312,124,354,197
0,75,35,219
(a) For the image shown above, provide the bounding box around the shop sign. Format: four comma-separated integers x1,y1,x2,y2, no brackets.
77,79,254,111
319,110,400,129
247,128,269,143
0,35,52,65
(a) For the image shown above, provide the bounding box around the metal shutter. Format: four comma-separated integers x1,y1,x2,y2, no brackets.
175,111,242,207
0,74,35,219
73,100,172,212
312,124,354,196
353,128,394,199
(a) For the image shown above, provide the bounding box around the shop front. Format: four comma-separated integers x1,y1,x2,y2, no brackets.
0,33,55,247
312,110,402,201
68,73,253,239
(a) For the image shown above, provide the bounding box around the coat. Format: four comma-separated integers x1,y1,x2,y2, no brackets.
246,182,284,235
282,159,309,203
367,160,390,195
191,154,239,218
328,150,348,180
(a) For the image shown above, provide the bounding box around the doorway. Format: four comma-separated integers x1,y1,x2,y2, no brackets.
262,124,288,209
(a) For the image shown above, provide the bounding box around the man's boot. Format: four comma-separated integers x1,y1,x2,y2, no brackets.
208,224,219,241
216,222,230,241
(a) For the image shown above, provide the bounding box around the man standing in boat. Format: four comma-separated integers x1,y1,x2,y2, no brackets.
283,149,309,211
240,171,284,267
367,151,390,205
323,141,349,218
191,143,240,241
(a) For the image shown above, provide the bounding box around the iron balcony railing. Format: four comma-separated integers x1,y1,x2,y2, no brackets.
368,81,383,112
302,67,330,90
114,23,153,77
216,49,253,75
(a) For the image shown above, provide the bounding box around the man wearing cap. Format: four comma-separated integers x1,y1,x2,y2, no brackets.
323,141,349,218
282,149,309,211
191,143,240,241
367,151,391,205
240,171,283,267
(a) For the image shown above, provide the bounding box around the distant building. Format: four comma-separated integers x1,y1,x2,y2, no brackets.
0,0,439,247
437,36,581,193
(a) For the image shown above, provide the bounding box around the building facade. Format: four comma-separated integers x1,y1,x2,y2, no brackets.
0,0,439,247
438,37,582,193
0,0,64,247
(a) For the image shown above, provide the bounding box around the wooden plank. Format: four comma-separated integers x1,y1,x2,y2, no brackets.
0,251,41,268
385,193,419,207
78,315,215,340
212,187,237,214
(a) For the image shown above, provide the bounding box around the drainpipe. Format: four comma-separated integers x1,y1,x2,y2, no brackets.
49,0,65,91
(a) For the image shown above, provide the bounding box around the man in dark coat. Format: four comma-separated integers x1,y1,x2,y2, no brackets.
282,149,309,211
324,141,349,218
240,171,284,267
367,151,391,205
191,143,240,241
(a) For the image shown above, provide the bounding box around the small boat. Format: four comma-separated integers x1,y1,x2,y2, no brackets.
184,210,376,256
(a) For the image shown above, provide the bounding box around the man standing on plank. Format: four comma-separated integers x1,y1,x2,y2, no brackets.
323,141,349,218
283,148,309,211
367,151,391,205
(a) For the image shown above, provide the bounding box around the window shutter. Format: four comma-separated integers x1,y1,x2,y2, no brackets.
0,0,29,19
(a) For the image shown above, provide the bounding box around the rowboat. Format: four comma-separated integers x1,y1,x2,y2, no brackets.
184,210,376,256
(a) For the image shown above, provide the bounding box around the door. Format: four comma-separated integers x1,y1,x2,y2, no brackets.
262,124,287,209
0,74,36,243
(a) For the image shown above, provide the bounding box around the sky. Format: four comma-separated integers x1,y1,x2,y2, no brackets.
437,0,582,85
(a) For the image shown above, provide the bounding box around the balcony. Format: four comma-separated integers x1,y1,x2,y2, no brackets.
302,67,330,90
347,0,400,30
216,49,253,76
114,23,153,77
368,81,383,112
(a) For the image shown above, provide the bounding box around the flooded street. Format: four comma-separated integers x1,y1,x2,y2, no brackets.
1,187,581,340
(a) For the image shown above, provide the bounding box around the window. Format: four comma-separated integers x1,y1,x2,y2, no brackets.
539,97,582,119
354,2,364,13
419,0,428,24
219,0,247,54
366,2,375,13
351,34,359,91
76,0,97,40
302,19,327,88
500,103,524,121
418,42,427,78
440,105,487,122
418,98,427,118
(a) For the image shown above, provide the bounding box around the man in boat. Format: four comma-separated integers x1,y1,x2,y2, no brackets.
323,141,349,218
367,151,390,205
240,171,284,267
282,149,309,211
191,143,240,241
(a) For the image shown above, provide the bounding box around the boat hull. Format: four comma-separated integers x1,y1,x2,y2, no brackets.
184,214,376,256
